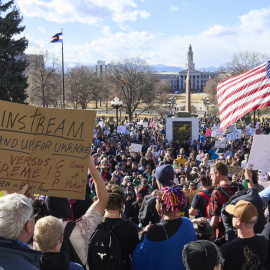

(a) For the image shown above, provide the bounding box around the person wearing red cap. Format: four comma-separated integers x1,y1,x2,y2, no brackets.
220,200,267,270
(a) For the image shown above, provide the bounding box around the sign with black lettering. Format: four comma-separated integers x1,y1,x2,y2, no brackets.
0,100,96,199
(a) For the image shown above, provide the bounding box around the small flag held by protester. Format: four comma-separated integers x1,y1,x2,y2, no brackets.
150,118,156,130
50,32,63,43
217,61,270,132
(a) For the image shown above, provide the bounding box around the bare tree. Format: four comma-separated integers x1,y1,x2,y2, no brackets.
108,58,156,121
203,79,218,105
220,50,269,77
65,66,81,109
154,79,172,98
65,65,98,109
26,48,61,107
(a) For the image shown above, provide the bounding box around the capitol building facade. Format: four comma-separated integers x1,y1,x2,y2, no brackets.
156,45,218,93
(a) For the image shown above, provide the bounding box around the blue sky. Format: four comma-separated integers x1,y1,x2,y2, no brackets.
11,0,270,68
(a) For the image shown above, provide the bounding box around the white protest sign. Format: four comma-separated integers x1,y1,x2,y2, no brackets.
226,133,236,142
228,124,237,133
117,126,127,134
226,130,242,142
211,130,216,137
245,127,256,136
130,143,142,153
260,170,269,182
215,140,226,148
143,122,148,128
247,135,270,170
213,126,221,135
235,130,242,139
126,123,130,127
104,130,110,135
207,160,216,166
98,121,103,128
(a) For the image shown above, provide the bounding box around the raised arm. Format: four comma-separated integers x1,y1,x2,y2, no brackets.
89,155,109,216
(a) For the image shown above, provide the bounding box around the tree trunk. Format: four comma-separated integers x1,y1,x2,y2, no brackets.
95,99,98,108
128,108,133,122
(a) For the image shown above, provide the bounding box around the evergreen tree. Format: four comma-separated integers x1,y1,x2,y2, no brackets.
0,0,28,103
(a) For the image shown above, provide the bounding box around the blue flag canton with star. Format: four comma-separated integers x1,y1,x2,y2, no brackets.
50,33,62,43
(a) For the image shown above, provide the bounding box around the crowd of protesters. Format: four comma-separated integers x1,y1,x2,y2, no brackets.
1,113,270,270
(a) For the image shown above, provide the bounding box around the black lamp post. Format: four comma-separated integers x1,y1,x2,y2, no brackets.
111,97,123,126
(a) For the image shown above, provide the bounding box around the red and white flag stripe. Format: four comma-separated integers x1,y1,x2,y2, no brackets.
217,62,270,132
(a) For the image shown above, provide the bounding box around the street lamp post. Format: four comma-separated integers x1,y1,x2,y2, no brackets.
111,97,123,126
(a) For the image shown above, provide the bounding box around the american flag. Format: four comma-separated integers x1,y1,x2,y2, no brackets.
150,118,156,130
217,61,270,132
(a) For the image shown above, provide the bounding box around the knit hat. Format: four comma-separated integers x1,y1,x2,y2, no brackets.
225,200,258,223
155,164,174,186
182,240,217,270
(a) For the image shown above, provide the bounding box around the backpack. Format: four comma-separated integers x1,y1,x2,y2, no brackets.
220,188,266,242
197,192,210,219
88,219,128,270
138,195,160,227
61,221,85,269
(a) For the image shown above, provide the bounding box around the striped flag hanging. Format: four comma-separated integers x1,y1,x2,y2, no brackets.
217,61,270,132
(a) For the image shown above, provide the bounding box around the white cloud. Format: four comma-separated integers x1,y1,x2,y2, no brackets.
17,0,150,25
170,5,179,11
239,7,270,33
38,26,46,33
38,29,156,66
118,23,133,31
201,25,234,37
25,6,270,68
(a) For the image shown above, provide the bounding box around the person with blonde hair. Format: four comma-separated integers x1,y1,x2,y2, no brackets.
34,216,83,270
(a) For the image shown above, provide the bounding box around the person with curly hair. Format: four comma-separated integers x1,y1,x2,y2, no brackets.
132,185,197,270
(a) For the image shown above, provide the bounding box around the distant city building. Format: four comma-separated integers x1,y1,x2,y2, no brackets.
15,54,44,75
96,60,110,77
156,45,218,93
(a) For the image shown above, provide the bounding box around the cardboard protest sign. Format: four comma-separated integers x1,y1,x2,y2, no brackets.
247,135,270,171
185,187,203,205
227,166,244,175
215,140,226,148
0,100,96,199
130,143,142,153
117,126,126,134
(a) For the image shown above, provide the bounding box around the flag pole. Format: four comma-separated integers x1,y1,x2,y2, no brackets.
61,29,65,108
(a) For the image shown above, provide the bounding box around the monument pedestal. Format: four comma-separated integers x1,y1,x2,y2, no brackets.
166,112,199,143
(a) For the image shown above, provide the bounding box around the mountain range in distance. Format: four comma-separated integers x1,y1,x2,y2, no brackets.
150,64,219,73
